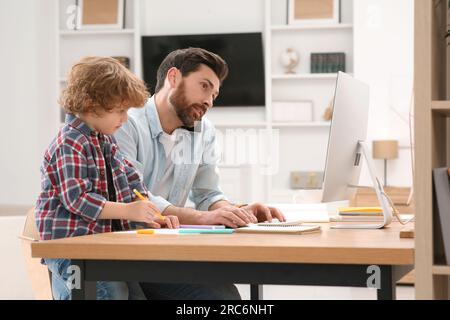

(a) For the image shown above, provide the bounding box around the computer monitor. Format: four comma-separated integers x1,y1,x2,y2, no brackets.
321,72,393,229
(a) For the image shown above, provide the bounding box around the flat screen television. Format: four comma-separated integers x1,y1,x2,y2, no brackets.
142,32,265,107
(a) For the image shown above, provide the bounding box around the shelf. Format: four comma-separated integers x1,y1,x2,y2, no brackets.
431,100,450,115
59,29,135,36
59,77,67,82
432,265,450,275
271,24,353,31
214,122,267,128
214,122,330,128
272,73,338,80
272,122,331,128
414,0,449,299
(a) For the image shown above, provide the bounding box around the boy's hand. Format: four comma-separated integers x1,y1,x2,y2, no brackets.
147,215,180,229
125,200,160,223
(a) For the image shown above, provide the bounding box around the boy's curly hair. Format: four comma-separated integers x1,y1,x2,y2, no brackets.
60,56,149,114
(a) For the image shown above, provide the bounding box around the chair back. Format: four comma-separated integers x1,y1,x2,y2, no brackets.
20,208,52,300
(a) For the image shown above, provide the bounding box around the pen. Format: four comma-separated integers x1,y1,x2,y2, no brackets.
133,189,165,221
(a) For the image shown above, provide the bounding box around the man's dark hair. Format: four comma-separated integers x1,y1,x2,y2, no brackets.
154,47,229,93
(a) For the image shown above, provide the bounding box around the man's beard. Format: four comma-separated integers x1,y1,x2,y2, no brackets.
169,81,206,128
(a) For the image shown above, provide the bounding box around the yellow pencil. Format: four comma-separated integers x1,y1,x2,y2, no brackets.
136,229,155,235
133,189,165,221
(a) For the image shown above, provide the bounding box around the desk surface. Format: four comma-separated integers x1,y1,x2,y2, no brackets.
31,222,414,265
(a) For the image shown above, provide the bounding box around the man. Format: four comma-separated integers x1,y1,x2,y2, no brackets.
115,48,285,300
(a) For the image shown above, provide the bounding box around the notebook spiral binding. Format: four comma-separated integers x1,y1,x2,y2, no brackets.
256,220,303,227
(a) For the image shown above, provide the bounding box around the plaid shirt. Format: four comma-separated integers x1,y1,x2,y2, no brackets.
36,114,148,240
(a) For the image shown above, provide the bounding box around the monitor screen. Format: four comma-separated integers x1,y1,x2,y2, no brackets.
141,32,265,107
321,72,394,228
322,72,370,203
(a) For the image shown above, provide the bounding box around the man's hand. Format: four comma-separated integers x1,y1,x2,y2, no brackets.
241,203,286,223
200,205,257,228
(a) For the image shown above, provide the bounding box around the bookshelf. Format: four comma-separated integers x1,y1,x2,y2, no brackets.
414,0,449,299
271,122,331,128
432,100,450,115
214,122,267,128
271,73,341,80
59,29,136,35
53,0,352,205
263,0,353,202
433,266,450,276
270,23,353,32
56,0,141,123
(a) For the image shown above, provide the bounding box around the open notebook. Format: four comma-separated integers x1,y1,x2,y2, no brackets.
235,220,321,235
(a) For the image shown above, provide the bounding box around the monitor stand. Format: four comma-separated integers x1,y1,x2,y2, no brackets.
331,141,393,229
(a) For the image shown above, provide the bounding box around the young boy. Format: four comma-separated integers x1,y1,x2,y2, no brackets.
35,56,179,300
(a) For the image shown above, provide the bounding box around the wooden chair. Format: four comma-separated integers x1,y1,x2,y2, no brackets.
19,208,53,300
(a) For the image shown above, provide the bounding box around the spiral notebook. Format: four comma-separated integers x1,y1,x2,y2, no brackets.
235,221,321,235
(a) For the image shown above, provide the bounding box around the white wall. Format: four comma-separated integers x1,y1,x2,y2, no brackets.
0,0,58,298
353,0,414,187
0,0,59,206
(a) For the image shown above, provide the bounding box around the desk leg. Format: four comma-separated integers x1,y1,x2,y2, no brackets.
377,266,395,300
71,260,96,300
250,284,263,300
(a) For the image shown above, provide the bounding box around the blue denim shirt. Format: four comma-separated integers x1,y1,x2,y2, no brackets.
114,96,228,212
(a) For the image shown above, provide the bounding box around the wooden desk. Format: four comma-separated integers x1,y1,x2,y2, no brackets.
31,222,414,300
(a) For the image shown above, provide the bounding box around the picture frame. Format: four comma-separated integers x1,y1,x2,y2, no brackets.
288,0,340,25
76,0,125,30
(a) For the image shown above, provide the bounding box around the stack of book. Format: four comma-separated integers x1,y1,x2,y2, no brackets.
331,207,414,222
310,52,346,73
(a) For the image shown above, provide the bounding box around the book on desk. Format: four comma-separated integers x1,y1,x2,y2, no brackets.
236,220,321,235
329,206,414,223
